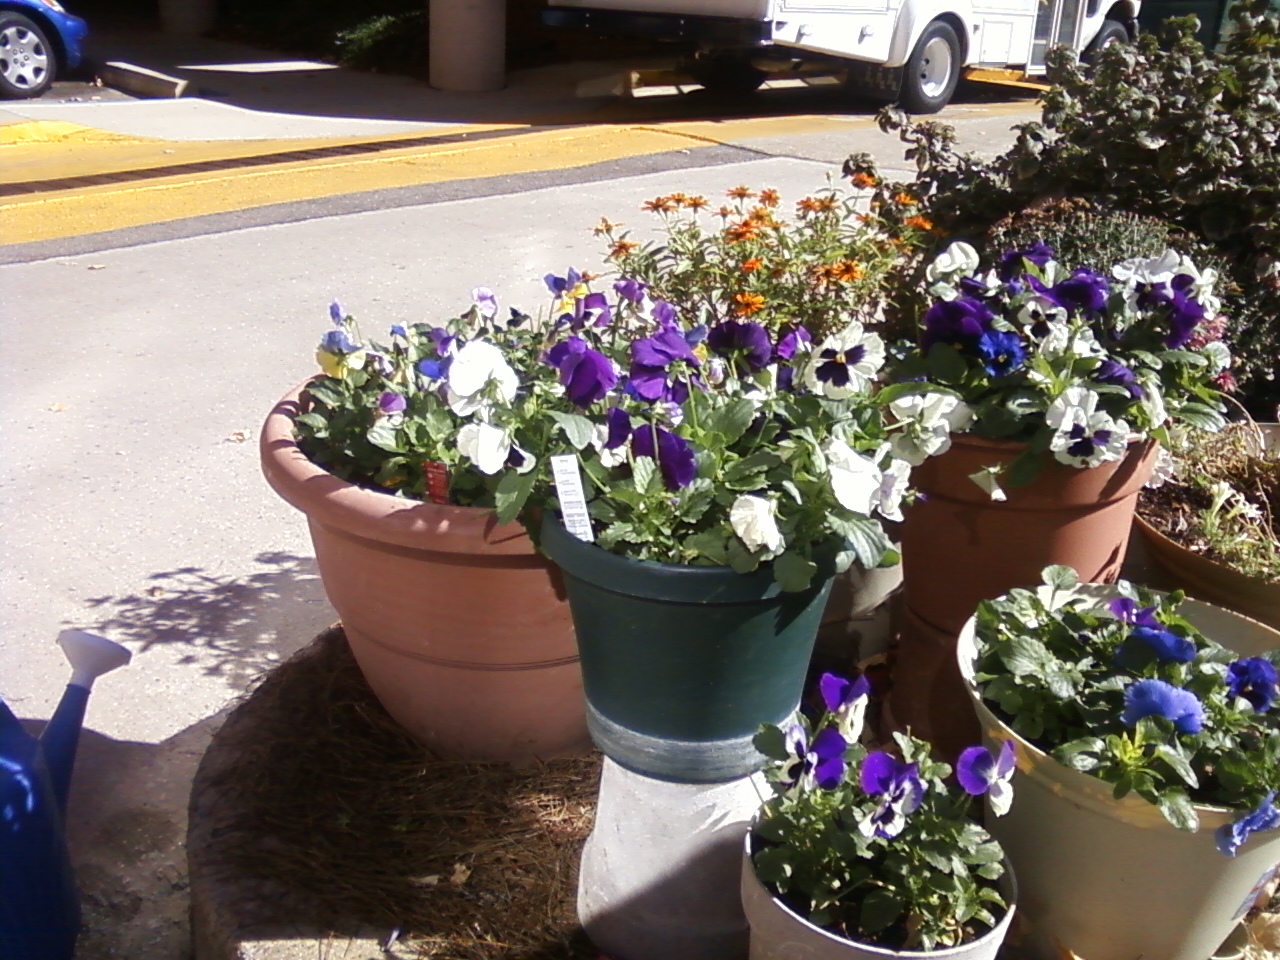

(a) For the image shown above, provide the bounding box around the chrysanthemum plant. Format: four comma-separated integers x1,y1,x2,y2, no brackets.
883,241,1233,496
973,565,1280,850
752,673,1014,949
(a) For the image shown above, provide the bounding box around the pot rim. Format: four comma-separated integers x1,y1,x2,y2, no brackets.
260,381,535,556
956,582,1280,830
1134,514,1280,591
538,513,834,603
741,830,1018,957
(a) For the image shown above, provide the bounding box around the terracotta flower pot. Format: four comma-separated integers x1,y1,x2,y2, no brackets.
259,384,588,762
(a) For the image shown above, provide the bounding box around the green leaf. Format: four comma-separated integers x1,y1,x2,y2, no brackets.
493,469,536,526
367,419,403,453
1156,788,1200,832
293,412,329,435
830,515,891,570
774,552,817,592
684,530,729,564
1154,744,1199,788
549,411,595,451
752,724,789,760
925,342,969,383
1001,635,1052,676
1174,402,1226,432
727,536,760,574
1054,737,1104,771
705,398,758,443
859,887,904,934
632,456,660,495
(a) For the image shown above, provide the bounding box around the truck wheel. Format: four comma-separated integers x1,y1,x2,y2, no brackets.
898,21,960,114
690,53,766,96
1082,19,1130,63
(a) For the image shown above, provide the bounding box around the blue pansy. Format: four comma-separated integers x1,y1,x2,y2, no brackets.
1227,658,1278,713
1216,792,1280,857
976,330,1027,377
1122,679,1205,734
921,296,995,354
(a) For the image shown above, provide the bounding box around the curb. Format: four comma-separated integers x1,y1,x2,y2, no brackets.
97,60,189,98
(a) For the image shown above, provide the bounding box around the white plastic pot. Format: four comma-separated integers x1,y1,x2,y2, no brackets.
957,583,1280,960
740,835,1017,960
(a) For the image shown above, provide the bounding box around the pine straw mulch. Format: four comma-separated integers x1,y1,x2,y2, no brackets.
215,627,602,960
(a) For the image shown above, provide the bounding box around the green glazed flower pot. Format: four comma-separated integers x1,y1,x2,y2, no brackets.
539,516,833,783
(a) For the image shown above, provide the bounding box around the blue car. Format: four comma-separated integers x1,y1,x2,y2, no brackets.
0,0,87,98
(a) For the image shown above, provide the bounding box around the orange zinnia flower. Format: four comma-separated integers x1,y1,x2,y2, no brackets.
726,221,760,243
742,257,763,273
904,215,935,231
758,188,781,207
643,195,678,213
684,195,710,210
733,292,766,316
593,217,621,236
849,172,878,189
893,192,916,206
727,185,756,200
611,240,639,258
831,260,864,282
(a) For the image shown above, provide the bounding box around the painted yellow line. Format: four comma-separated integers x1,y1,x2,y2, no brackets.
0,120,153,145
1,102,1038,245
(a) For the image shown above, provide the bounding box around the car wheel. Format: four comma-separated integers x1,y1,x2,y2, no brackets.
1082,19,1130,64
0,12,55,99
898,20,961,115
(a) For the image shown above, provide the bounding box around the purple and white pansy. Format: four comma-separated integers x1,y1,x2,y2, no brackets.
956,741,1016,816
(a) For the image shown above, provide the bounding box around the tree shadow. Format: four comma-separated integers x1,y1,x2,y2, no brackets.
76,550,334,690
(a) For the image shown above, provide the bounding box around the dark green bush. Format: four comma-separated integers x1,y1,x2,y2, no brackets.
848,0,1280,416
335,10,427,74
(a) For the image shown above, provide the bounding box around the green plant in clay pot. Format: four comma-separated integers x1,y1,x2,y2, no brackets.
742,671,1018,958
1137,420,1280,630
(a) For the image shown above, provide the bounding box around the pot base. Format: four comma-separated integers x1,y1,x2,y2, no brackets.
886,606,979,762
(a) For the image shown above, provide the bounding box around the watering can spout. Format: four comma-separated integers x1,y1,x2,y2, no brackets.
57,629,131,691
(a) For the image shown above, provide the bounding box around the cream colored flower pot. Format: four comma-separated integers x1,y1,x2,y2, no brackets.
957,584,1280,960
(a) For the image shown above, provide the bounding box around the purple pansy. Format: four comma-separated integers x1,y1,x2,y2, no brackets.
997,242,1055,280
604,406,632,451
614,277,647,304
544,267,582,298
472,287,498,320
1216,792,1280,857
631,423,697,489
1094,359,1145,399
1165,291,1207,348
820,672,871,742
629,329,701,404
329,300,346,325
652,300,679,329
378,391,406,414
859,752,927,840
1109,597,1162,627
1122,679,1205,734
774,325,812,391
1226,658,1278,713
921,297,995,354
389,324,408,339
808,727,849,790
547,336,618,408
975,329,1027,377
707,320,772,374
956,741,1016,816
417,357,448,380
319,329,359,355
1044,267,1111,315
779,723,809,786
568,291,613,330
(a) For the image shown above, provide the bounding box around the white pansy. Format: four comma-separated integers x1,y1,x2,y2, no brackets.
888,392,974,466
926,241,980,283
872,452,912,522
1046,386,1130,469
968,467,1008,502
457,421,518,475
446,340,519,417
826,439,883,515
730,495,786,554
1113,249,1181,286
1145,447,1177,489
1016,295,1068,331
1175,255,1221,314
591,424,628,468
804,323,886,399
1039,323,1105,361
1139,373,1167,428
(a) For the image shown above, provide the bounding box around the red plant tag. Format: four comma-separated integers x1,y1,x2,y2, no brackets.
423,461,451,505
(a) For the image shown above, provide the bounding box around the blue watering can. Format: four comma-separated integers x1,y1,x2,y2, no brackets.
1,630,130,960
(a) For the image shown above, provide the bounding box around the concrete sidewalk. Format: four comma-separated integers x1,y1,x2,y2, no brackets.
0,23,1041,959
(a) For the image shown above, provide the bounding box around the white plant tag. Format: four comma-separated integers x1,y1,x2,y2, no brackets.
551,454,594,542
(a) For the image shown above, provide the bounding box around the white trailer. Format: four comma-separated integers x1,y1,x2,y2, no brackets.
544,0,1140,111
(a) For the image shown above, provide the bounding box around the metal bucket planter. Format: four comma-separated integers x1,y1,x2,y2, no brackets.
740,834,1017,960
957,584,1280,960
260,385,588,762
539,516,833,782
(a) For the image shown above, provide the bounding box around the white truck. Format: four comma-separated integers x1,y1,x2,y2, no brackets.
543,0,1140,112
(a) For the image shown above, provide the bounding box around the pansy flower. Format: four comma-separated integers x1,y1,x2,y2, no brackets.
956,741,1016,816
547,336,618,408
858,752,926,839
614,277,647,305
1122,679,1205,734
1216,792,1280,857
920,297,995,355
997,242,1055,280
887,392,974,466
1035,267,1110,315
471,287,498,320
975,330,1026,377
825,439,882,516
457,421,532,475
629,329,701,404
377,391,407,415
819,672,870,743
1093,358,1145,399
445,340,519,417
1045,386,1129,469
1226,658,1278,713
708,321,772,375
631,423,697,490
807,728,849,790
316,328,366,378
804,322,885,399
329,299,346,325
730,495,785,555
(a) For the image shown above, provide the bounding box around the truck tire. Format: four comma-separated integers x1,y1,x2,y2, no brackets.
1082,19,1129,63
898,20,961,114
689,52,766,96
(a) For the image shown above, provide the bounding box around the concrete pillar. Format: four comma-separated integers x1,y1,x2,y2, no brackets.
158,0,217,35
577,758,762,960
429,0,506,92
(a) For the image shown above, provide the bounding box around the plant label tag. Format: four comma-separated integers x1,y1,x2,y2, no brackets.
423,461,451,505
1231,862,1279,921
550,454,594,542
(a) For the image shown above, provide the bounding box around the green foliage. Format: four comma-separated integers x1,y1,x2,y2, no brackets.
848,0,1280,413
985,199,1176,273
335,10,427,74
972,569,1280,828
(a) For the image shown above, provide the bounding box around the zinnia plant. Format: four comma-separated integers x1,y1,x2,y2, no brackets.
752,672,1014,949
972,565,1280,847
884,241,1232,495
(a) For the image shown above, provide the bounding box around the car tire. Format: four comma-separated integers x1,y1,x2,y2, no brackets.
0,12,55,99
689,52,766,96
1082,19,1130,64
898,20,961,115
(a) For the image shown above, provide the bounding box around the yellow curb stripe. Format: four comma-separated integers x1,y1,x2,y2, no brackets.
0,120,155,145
